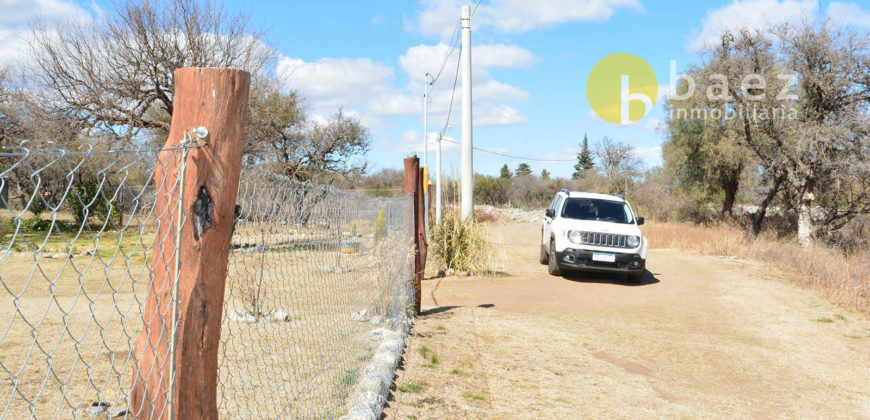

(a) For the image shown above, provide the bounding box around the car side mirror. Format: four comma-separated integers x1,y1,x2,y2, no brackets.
545,208,555,218
636,217,645,225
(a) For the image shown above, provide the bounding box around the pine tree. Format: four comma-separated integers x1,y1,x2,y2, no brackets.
540,169,550,180
573,133,595,179
499,164,512,179
515,163,532,176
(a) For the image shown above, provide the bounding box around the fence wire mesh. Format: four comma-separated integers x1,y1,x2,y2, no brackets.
0,142,416,419
218,169,415,419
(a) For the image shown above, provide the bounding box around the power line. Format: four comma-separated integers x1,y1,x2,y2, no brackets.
471,0,482,17
429,20,461,86
440,137,577,162
439,44,462,137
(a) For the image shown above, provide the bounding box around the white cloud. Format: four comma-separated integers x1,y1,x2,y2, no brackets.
473,103,528,126
277,56,394,111
826,2,870,28
0,0,94,65
631,145,663,167
412,0,644,38
688,0,818,52
391,129,461,155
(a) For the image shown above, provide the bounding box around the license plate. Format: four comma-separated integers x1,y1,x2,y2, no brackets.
592,252,615,263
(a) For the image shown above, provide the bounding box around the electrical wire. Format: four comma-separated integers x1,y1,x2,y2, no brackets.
438,44,462,137
429,19,461,86
439,137,577,162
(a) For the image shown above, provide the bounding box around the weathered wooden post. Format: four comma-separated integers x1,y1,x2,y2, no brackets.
130,67,250,419
403,157,422,314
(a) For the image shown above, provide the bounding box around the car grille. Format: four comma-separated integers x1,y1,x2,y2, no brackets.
578,232,633,248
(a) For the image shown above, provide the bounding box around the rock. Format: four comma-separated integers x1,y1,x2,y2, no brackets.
357,374,384,394
362,364,392,391
351,309,369,322
369,315,385,325
228,310,258,323
367,327,387,341
271,309,290,322
108,407,128,417
84,402,109,416
51,253,67,259
340,405,376,420
436,270,446,278
356,392,386,412
445,268,455,276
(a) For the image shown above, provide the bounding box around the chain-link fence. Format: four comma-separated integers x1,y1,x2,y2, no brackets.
0,141,416,419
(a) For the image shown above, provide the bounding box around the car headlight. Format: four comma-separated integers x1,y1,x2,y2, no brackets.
626,235,640,248
567,230,583,244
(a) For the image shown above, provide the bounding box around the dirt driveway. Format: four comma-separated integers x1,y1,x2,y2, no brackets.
382,222,870,419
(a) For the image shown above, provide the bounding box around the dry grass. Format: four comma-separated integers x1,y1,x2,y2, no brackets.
644,221,870,313
429,212,495,274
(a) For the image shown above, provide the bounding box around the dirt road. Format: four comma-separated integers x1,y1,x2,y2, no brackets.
382,222,870,419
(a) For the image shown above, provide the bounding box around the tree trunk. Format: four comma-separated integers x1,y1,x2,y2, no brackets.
796,181,815,248
748,174,784,239
721,177,738,219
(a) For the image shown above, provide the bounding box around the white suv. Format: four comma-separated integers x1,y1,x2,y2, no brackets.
540,190,648,282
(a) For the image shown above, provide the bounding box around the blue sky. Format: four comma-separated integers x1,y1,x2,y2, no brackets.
2,0,869,177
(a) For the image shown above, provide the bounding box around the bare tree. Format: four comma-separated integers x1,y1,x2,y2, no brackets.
594,136,640,194
29,0,273,144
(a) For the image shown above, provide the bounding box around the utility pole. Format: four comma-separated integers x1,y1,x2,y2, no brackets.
423,73,432,234
435,133,442,224
423,73,431,169
460,5,473,220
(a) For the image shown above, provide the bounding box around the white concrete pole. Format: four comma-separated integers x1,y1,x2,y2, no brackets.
460,5,473,220
435,134,442,224
423,73,430,169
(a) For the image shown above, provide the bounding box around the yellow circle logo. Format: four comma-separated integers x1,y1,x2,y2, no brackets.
587,53,658,125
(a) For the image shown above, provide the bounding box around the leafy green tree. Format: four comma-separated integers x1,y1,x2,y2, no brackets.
573,134,594,179
515,163,532,177
540,169,550,180
499,164,512,179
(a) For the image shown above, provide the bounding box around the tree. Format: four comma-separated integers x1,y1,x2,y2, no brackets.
499,164,512,179
771,22,870,247
573,133,594,179
540,169,550,180
515,163,532,177
594,136,640,194
662,63,752,219
29,0,273,144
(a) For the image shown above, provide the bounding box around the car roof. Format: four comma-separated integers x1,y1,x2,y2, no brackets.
558,191,626,203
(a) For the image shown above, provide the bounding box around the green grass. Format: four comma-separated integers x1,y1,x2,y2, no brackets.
406,416,418,420
357,349,374,362
450,367,471,377
813,317,834,323
554,397,570,403
419,345,439,368
340,368,359,387
397,382,423,393
462,392,487,401
834,314,846,321
436,325,446,331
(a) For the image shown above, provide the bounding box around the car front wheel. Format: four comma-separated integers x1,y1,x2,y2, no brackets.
539,238,549,265
547,240,562,276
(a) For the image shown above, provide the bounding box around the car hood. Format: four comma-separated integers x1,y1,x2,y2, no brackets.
556,219,642,236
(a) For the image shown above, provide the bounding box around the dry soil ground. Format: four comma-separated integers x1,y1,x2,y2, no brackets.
382,222,870,419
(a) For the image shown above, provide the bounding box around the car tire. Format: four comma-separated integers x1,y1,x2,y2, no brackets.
547,240,562,276
539,241,549,265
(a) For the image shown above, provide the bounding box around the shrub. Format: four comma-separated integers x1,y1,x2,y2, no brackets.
430,211,492,273
66,180,112,225
374,209,387,240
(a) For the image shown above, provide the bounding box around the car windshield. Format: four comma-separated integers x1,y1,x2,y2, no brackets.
561,198,634,224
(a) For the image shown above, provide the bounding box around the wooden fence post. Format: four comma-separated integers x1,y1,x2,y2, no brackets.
130,67,250,419
403,157,423,314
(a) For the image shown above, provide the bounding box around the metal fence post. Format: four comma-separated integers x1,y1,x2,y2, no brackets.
130,67,250,419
